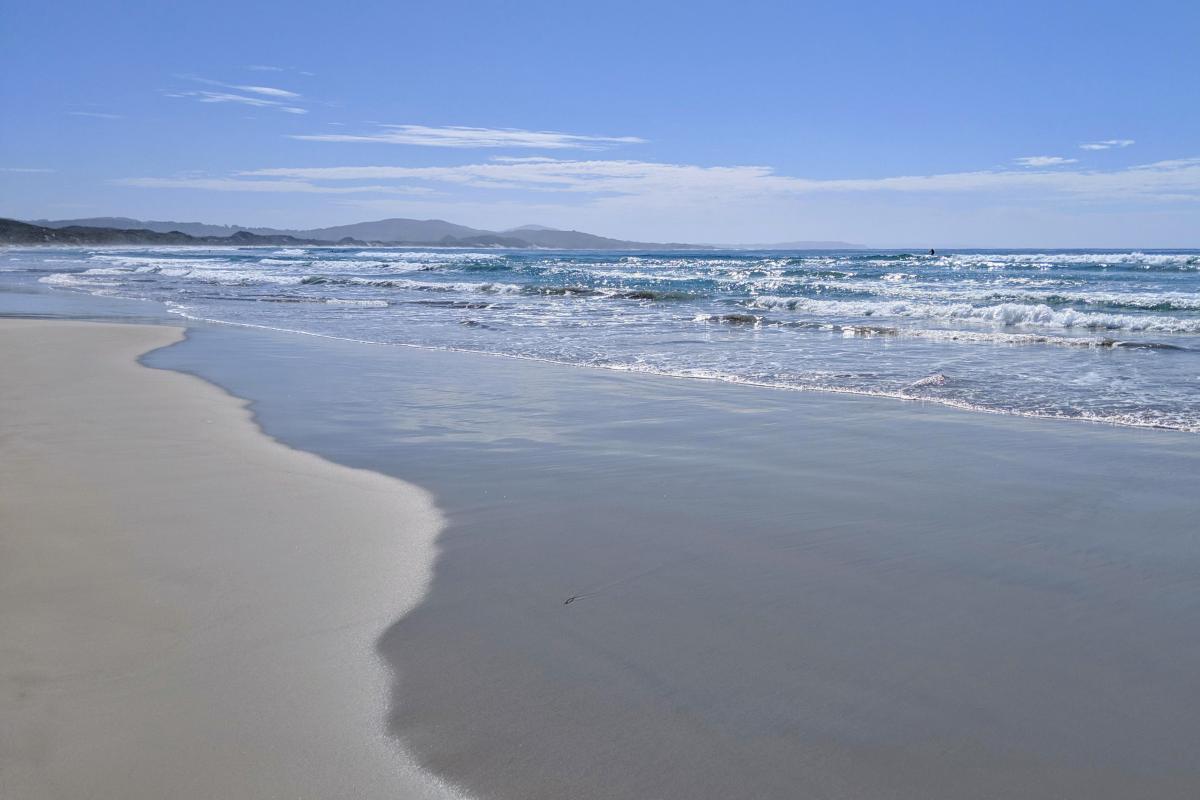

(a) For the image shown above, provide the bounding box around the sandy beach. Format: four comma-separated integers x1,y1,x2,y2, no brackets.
0,320,459,799
3,303,1199,800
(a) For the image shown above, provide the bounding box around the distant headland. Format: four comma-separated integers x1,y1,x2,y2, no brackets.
2,216,864,250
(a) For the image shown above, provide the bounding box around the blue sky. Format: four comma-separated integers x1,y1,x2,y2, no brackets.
2,0,1198,245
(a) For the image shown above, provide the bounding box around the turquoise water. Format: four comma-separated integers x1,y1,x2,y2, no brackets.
6,246,1200,431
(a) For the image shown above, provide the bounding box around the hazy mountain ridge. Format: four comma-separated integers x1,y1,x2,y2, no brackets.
499,226,701,250
27,217,254,238
0,219,355,247
19,216,862,249
29,216,493,241
25,216,714,249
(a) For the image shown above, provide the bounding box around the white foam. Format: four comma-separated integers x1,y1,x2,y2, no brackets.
907,372,948,388
349,278,524,295
324,298,389,307
39,273,119,288
352,251,493,262
86,254,232,267
49,263,527,295
823,279,1200,311
746,296,1200,333
944,252,1200,269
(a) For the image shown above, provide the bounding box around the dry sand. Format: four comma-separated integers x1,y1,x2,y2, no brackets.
0,319,463,799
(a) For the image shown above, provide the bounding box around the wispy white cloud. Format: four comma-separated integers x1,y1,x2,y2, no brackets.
68,111,123,119
1014,156,1078,167
1,167,55,173
114,176,429,195
119,157,1200,205
232,85,300,99
169,76,306,114
168,90,308,114
1080,139,1135,150
246,65,314,76
292,124,646,150
491,156,561,163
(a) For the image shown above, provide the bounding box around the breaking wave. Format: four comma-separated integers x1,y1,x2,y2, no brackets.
744,296,1200,333
12,243,1199,434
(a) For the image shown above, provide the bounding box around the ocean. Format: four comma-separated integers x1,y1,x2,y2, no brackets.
5,245,1200,431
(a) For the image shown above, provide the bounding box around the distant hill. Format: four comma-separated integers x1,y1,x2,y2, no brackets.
20,215,854,250
28,216,485,241
0,218,354,247
29,217,257,238
501,225,698,250
27,216,710,249
302,218,488,243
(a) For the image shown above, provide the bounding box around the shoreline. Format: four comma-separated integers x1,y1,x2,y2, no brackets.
8,242,1199,436
146,320,1200,800
161,303,1197,435
0,319,463,799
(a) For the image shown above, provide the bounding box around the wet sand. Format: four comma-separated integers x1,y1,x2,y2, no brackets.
151,324,1200,800
0,320,460,800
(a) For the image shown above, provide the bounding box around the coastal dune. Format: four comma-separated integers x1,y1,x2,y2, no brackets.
0,320,459,799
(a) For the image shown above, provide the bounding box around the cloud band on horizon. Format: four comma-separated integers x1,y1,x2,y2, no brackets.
291,124,646,150
114,156,1200,204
